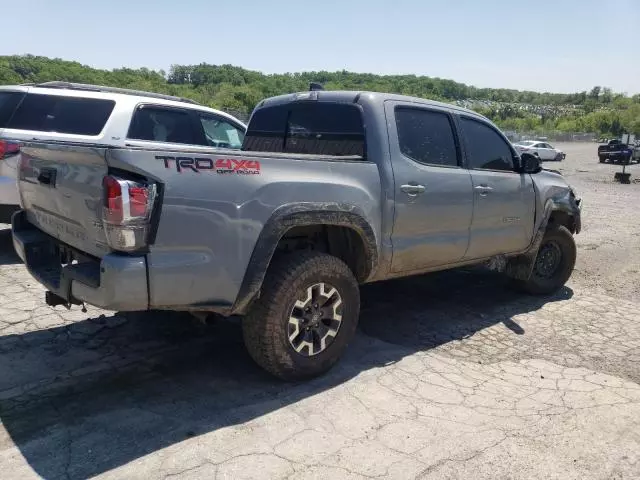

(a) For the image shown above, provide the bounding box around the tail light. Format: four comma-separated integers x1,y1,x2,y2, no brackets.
102,175,157,251
0,140,20,159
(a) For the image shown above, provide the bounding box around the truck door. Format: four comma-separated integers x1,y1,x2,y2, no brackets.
457,116,535,259
384,101,473,273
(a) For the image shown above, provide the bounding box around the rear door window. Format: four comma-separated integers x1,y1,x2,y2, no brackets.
0,91,26,128
243,102,366,157
128,106,198,145
395,107,459,167
7,94,115,135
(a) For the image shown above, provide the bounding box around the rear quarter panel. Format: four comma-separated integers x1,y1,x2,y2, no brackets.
107,148,382,309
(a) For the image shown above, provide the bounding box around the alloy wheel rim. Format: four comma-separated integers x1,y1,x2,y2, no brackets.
287,282,343,357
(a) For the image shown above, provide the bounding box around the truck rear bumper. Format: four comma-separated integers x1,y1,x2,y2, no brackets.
600,152,632,162
12,210,149,311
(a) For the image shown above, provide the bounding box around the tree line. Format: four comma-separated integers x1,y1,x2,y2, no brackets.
1,55,639,136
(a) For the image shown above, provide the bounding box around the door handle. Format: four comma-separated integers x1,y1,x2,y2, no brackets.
400,184,426,196
474,185,493,196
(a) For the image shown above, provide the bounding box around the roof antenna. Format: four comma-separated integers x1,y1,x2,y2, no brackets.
309,82,324,92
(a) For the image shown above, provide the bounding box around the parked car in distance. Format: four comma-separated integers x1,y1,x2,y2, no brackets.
12,88,582,381
597,139,635,164
513,141,565,161
0,82,247,223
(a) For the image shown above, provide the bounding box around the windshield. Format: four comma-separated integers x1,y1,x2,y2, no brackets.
516,141,537,146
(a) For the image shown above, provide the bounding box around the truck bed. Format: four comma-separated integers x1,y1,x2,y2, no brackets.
16,141,382,310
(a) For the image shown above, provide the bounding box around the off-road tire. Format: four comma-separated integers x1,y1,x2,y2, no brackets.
514,225,576,295
242,251,360,381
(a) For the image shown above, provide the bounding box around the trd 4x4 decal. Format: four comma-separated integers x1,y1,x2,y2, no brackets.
156,156,261,174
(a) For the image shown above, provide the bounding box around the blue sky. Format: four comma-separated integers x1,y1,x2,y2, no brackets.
2,0,638,94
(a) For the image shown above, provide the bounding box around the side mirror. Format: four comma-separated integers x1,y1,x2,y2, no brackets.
521,152,542,174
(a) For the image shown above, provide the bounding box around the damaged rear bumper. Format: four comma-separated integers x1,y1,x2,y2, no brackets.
12,210,149,311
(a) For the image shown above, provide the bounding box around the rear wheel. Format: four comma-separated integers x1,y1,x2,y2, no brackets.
243,251,360,381
514,225,576,295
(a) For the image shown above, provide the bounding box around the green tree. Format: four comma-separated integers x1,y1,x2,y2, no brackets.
1,54,636,137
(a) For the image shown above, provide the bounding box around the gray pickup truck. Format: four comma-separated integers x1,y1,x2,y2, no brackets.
12,89,582,380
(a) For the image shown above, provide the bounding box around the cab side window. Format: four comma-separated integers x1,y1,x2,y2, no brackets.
460,117,514,171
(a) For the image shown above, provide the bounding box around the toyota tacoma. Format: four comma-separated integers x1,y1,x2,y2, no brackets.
12,87,582,380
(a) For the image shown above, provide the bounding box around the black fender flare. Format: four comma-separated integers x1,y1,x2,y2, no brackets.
231,203,379,315
548,189,582,235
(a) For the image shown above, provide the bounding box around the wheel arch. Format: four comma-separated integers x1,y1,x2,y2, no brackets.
232,203,379,315
548,191,581,235
507,195,580,281
534,195,580,253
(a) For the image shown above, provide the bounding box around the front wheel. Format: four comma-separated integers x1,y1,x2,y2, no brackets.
513,225,576,295
243,251,360,381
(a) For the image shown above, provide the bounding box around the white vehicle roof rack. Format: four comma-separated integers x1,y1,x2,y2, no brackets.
32,81,200,105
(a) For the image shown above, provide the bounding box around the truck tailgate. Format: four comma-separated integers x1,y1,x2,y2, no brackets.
18,142,111,258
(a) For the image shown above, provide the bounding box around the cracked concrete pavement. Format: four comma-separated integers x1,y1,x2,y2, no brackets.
0,142,639,479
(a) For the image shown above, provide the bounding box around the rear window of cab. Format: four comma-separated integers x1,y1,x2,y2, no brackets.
243,102,366,157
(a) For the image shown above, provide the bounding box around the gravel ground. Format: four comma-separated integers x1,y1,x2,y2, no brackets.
0,143,638,480
552,142,640,301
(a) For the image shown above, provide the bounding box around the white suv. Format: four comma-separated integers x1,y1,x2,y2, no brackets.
0,82,247,223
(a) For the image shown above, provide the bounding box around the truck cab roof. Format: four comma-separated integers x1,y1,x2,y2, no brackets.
255,90,488,121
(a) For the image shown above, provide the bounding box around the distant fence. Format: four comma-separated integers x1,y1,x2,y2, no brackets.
503,131,597,143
